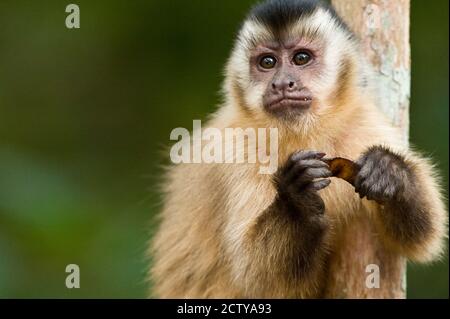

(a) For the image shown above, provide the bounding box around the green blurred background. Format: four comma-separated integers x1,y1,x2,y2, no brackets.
0,0,447,298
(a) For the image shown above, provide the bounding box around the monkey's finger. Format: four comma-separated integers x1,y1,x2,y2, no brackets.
357,180,373,199
354,163,371,192
354,180,364,197
358,166,386,197
284,151,325,173
356,161,375,181
308,179,331,191
298,159,330,169
354,175,364,195
291,150,326,161
296,167,332,187
286,160,329,183
355,156,367,168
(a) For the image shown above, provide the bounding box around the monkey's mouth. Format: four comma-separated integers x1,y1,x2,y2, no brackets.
265,96,313,113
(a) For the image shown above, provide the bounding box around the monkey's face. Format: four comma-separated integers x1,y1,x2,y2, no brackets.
226,5,358,125
249,37,323,119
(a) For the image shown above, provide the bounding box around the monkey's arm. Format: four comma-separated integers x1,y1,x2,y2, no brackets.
235,151,332,296
355,145,448,262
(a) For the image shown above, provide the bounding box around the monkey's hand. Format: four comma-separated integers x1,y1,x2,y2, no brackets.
354,145,448,262
354,146,411,203
274,150,332,216
246,150,332,291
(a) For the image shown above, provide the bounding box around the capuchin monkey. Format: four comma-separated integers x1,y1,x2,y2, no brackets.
149,0,448,298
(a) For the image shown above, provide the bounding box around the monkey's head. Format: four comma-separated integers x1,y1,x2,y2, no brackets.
225,0,365,126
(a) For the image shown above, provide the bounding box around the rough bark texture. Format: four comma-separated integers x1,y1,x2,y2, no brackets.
330,0,410,298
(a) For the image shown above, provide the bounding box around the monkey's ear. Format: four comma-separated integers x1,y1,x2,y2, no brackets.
323,157,360,186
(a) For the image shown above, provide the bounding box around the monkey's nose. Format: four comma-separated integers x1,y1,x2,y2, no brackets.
272,80,297,92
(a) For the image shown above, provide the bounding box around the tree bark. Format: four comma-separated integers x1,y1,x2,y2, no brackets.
329,0,410,298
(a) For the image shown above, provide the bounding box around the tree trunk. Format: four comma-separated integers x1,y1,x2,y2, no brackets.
329,0,410,298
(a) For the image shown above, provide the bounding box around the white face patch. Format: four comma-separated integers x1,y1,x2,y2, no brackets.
226,20,272,112
245,82,266,111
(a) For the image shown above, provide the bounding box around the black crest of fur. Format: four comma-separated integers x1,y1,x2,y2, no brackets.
248,0,349,35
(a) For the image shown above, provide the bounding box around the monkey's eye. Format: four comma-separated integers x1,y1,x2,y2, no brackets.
259,56,277,69
293,51,312,66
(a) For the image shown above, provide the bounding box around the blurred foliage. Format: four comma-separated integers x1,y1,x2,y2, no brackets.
0,0,447,298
